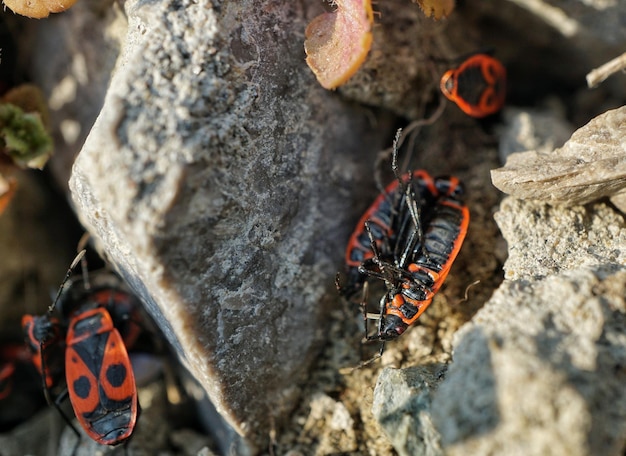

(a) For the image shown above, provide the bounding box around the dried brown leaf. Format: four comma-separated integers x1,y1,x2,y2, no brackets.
3,0,78,19
304,0,373,90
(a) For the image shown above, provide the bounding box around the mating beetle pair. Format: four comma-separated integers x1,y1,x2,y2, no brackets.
338,132,469,349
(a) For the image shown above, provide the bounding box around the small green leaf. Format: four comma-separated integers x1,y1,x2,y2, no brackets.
0,103,53,170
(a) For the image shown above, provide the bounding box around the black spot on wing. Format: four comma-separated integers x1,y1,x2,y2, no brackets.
106,363,127,388
73,375,91,399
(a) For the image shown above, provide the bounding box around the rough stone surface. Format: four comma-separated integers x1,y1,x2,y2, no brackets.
299,393,358,453
491,106,626,206
372,365,447,456
68,0,388,449
431,267,626,456
494,197,626,281
372,188,626,455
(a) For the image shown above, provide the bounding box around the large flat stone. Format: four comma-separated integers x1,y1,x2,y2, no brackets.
68,0,387,449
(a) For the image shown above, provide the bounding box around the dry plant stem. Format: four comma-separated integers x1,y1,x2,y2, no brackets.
586,51,626,88
456,279,481,305
402,90,446,169
373,67,446,191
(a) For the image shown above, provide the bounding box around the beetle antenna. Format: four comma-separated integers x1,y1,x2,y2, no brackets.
391,128,403,186
47,250,86,315
77,233,91,290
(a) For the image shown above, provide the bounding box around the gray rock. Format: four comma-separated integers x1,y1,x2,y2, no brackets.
372,365,447,456
299,393,358,453
494,197,626,281
427,193,626,454
68,0,388,449
491,106,626,206
432,267,626,456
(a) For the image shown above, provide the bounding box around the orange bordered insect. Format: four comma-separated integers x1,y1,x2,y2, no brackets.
22,314,65,390
337,132,469,353
339,169,440,299
22,250,140,446
440,53,506,118
365,175,469,340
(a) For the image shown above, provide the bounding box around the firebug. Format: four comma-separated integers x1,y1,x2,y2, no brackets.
22,249,140,446
338,130,469,352
440,53,506,118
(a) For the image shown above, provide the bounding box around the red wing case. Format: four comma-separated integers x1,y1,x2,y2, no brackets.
65,307,137,445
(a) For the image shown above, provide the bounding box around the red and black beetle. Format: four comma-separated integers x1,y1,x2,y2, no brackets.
340,168,440,299
338,132,469,348
22,250,140,446
440,53,506,118
365,177,469,340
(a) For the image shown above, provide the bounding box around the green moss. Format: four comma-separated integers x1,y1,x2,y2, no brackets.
0,102,53,169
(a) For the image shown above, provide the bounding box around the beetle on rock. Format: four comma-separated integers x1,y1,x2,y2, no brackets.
22,250,140,446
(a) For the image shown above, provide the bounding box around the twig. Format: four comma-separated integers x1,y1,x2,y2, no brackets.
586,51,626,88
